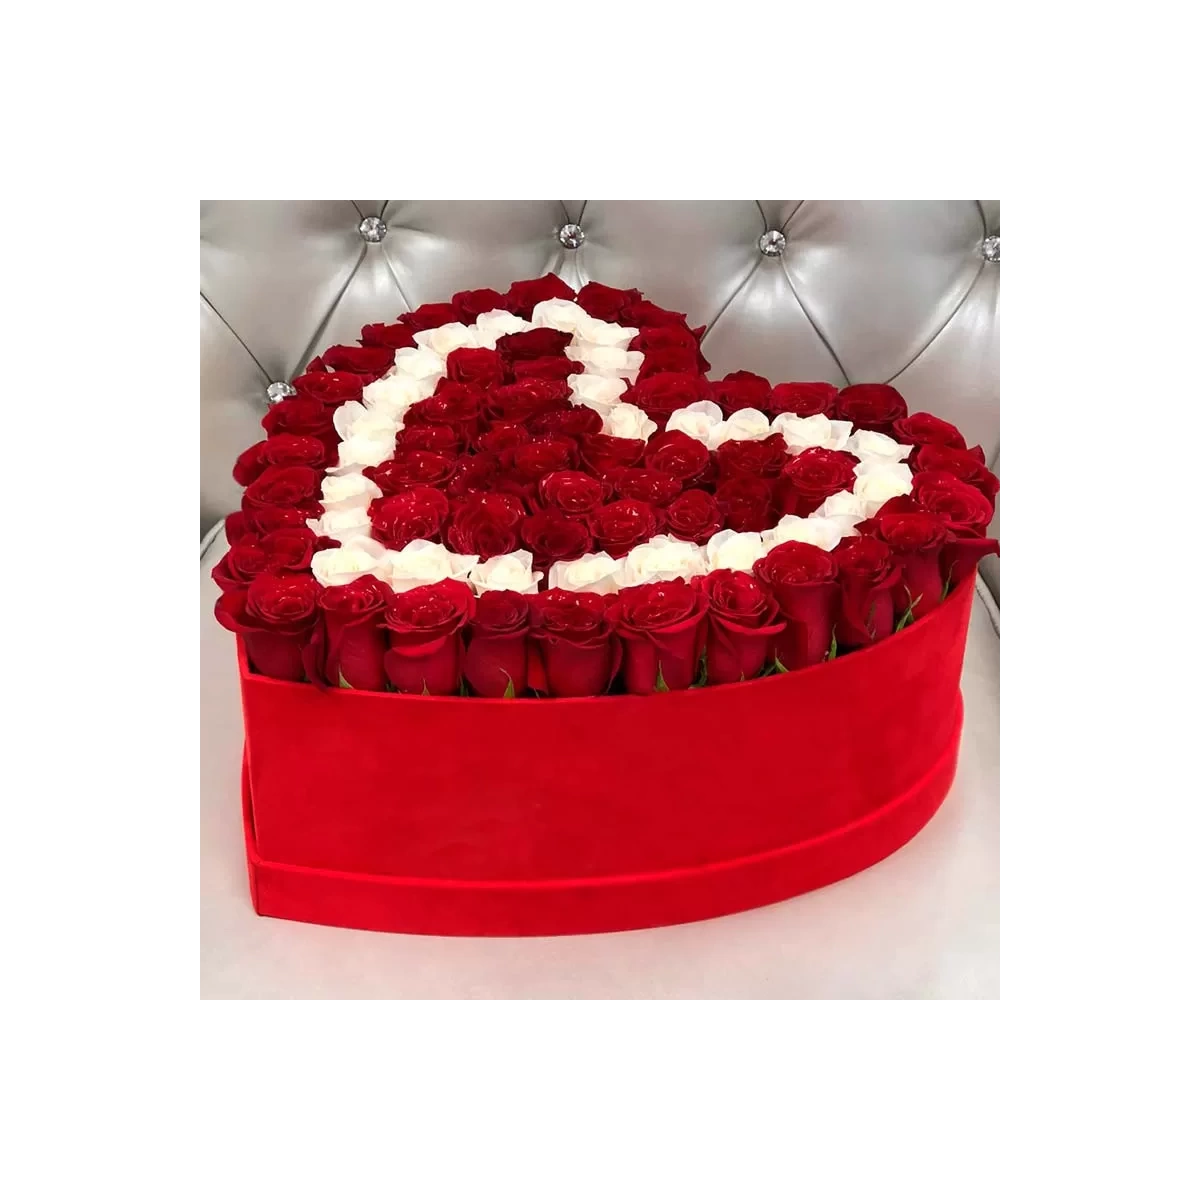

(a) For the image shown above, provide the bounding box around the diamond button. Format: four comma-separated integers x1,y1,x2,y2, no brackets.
266,381,296,404
359,215,387,243
557,223,586,249
981,234,999,263
759,230,786,257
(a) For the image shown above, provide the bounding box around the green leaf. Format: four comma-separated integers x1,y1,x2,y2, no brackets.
654,663,670,692
692,650,708,689
501,671,516,699
458,678,469,697
866,600,878,639
895,587,922,633
773,654,789,674
941,577,952,601
827,631,838,661
337,671,354,689
421,680,430,696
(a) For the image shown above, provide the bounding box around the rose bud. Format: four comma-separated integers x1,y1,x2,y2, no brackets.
444,346,505,389
775,448,858,517
709,370,771,416
530,590,620,697
450,287,506,323
464,590,532,697
318,575,392,690
579,433,646,474
664,489,723,545
215,573,323,681
623,373,711,424
753,542,840,669
502,273,576,319
832,537,902,647
913,444,999,503
911,470,994,536
588,499,663,557
715,476,776,532
314,344,395,378
382,580,475,695
613,579,709,693
369,487,450,551
700,570,787,685
834,383,908,431
359,321,417,350
445,492,527,558
866,499,951,621
767,382,838,418
521,509,593,573
643,430,713,485
890,411,968,450
575,281,643,321
241,464,321,514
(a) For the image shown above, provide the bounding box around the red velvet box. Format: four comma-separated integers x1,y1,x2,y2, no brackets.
238,575,974,936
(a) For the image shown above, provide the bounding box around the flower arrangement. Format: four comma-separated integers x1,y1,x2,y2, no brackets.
214,274,998,697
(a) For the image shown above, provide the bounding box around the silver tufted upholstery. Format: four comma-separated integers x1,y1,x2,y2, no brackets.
200,200,999,597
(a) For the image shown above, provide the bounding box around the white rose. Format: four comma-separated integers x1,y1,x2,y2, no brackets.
332,401,398,443
362,373,425,419
530,298,591,333
306,506,373,544
473,309,532,342
547,552,625,595
384,539,478,593
712,408,771,445
762,515,847,553
567,343,644,380
603,402,657,441
814,490,869,539
853,462,914,516
467,550,543,595
665,400,725,449
328,433,396,473
705,529,767,573
413,322,480,357
846,429,911,465
309,537,390,588
320,472,382,512
569,373,628,414
621,535,708,586
392,346,447,382
772,412,854,453
575,315,638,349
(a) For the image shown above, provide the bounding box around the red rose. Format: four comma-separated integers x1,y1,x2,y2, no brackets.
775,448,858,517
444,346,505,389
538,470,610,517
911,470,994,536
709,370,771,415
613,580,709,693
261,396,337,445
622,299,690,329
382,580,475,695
632,328,704,376
752,542,839,669
890,411,968,450
588,499,663,556
521,510,593,571
451,287,506,323
446,453,500,499
643,430,713,485
211,537,269,592
511,356,583,382
396,423,463,454
464,590,531,697
242,506,313,537
579,433,646,474
502,273,575,318
315,345,395,377
576,281,643,322
624,372,709,422
486,379,571,423
368,451,457,493
504,436,577,482
242,465,321,513
943,536,1000,590
867,503,950,622
716,434,788,480
291,370,363,406
233,434,330,486
834,383,908,431
913,444,999,503
398,302,459,332
611,467,683,508
445,492,527,557
407,382,485,437
767,382,838,418
700,570,786,685
495,327,572,361
530,590,620,698
215,573,322,681
318,575,392,691
526,405,603,439
715,476,775,532
359,322,416,350
832,538,901,647
474,423,530,455
664,489,723,544
258,527,320,572
369,487,450,550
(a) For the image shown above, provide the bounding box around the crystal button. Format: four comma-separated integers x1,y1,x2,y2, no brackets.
981,234,999,263
759,230,786,257
557,223,586,249
266,381,296,404
359,215,387,243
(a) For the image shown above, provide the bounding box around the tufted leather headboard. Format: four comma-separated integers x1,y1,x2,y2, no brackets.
200,200,1000,597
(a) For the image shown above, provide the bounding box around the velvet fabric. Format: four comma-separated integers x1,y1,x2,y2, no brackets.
236,574,976,936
